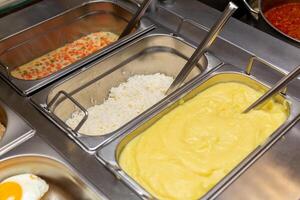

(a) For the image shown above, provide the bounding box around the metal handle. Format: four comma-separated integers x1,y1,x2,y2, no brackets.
127,0,142,7
246,56,288,76
246,56,288,94
47,90,88,133
243,64,300,113
166,2,238,95
0,61,10,79
242,0,259,19
119,0,153,39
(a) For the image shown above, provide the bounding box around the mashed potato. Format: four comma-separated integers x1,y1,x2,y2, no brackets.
119,82,288,200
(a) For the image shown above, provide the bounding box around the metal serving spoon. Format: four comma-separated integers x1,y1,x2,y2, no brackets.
243,65,300,113
166,2,238,95
119,0,153,39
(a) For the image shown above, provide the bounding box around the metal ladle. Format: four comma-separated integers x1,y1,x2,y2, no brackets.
119,0,153,39
243,65,300,113
166,2,238,95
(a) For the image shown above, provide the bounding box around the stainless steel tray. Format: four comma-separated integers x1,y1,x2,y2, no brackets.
0,0,154,96
30,31,223,153
96,57,300,199
0,135,106,200
0,99,34,155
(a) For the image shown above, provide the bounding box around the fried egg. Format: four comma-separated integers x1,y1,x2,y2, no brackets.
0,173,49,200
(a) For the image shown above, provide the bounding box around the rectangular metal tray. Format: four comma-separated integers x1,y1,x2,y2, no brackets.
96,60,300,199
30,31,223,153
0,0,154,96
0,136,106,200
0,99,35,155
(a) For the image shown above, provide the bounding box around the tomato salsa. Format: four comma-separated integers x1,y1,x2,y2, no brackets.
265,3,300,41
10,31,118,80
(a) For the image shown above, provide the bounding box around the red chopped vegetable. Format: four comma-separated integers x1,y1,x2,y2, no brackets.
11,31,118,80
265,3,300,40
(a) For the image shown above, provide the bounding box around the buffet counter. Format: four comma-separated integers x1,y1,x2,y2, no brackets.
0,0,300,199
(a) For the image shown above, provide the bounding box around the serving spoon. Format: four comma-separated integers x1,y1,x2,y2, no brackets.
119,0,153,39
243,64,300,113
166,2,238,95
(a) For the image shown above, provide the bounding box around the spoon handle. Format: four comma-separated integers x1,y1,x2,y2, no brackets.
243,65,300,113
166,2,238,95
119,0,153,39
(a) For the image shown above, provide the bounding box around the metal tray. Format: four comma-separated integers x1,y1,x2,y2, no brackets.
30,32,223,153
96,57,300,199
0,136,106,200
0,0,154,96
0,99,34,156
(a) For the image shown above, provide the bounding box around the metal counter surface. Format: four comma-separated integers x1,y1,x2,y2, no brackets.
0,78,140,199
148,0,300,72
0,0,300,199
0,135,107,200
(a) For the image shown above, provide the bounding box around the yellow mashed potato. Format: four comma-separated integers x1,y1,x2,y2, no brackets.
119,82,288,200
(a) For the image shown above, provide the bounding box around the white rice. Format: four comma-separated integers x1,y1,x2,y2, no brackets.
66,73,174,136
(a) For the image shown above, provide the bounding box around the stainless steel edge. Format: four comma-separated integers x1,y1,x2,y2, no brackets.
0,99,35,156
